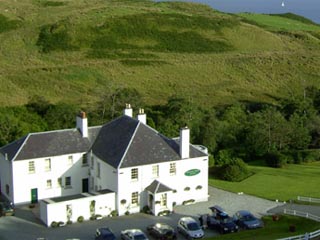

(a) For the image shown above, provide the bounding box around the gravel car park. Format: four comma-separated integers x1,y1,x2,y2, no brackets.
0,187,283,240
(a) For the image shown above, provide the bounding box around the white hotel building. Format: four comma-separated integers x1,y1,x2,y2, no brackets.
0,105,208,226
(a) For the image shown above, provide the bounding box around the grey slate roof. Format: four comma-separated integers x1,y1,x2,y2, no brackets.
0,115,207,167
91,115,207,169
0,127,100,161
145,180,172,194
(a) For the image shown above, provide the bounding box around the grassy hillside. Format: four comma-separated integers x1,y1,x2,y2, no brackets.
0,0,320,108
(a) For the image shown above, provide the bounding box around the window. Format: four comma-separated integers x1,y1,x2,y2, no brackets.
28,161,35,174
65,176,71,188
5,184,9,195
82,153,88,166
97,162,100,178
57,178,62,188
46,179,52,189
152,165,159,178
131,168,138,181
68,156,73,166
169,163,176,176
45,158,51,171
131,192,139,205
160,193,167,206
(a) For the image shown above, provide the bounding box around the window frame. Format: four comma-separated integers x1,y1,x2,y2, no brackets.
152,165,159,178
131,191,139,205
169,162,176,176
45,158,51,172
131,168,138,181
68,155,73,166
46,179,52,189
65,176,71,188
28,161,35,174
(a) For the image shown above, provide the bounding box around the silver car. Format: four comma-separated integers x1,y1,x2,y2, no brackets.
177,217,204,239
121,229,149,240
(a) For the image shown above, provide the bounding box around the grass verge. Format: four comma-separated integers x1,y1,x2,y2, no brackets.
209,162,320,201
208,215,320,240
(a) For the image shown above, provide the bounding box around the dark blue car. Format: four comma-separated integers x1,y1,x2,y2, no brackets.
207,206,239,234
95,228,116,240
233,210,264,229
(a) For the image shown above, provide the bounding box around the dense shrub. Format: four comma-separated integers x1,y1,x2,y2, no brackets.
219,158,251,182
37,22,78,53
0,14,21,33
77,216,84,223
264,152,287,168
50,221,58,228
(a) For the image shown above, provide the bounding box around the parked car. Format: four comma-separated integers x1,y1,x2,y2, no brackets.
95,228,116,240
0,201,15,216
121,229,149,240
147,223,177,240
207,206,239,234
233,210,264,229
177,217,204,239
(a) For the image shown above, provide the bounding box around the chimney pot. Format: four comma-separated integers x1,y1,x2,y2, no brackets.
124,104,133,117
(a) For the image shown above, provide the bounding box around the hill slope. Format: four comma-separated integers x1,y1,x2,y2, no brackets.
0,0,320,108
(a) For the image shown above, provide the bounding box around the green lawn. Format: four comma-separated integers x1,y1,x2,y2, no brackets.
207,215,320,240
209,162,320,201
239,13,320,31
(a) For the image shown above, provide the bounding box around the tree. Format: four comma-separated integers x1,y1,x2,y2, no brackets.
26,95,51,117
0,106,47,146
198,109,219,153
95,87,144,124
44,103,79,130
245,107,290,156
217,103,247,149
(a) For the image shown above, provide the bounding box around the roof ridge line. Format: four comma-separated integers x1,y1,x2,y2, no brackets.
12,133,31,161
117,121,140,169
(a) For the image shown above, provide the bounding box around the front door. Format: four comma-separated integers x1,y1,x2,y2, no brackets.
82,178,89,193
31,188,38,203
149,194,154,210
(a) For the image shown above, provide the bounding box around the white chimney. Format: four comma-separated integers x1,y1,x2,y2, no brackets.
180,126,190,159
76,111,88,138
137,108,146,125
124,103,133,117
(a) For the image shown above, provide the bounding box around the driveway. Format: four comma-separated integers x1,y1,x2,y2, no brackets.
0,187,284,240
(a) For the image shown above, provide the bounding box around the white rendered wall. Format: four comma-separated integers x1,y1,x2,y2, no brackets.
41,192,115,227
12,153,90,204
91,155,118,193
116,155,208,215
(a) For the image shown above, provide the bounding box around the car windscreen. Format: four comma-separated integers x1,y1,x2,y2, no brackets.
187,222,200,231
242,214,256,221
134,234,147,240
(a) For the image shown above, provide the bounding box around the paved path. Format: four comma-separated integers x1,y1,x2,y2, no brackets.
268,203,320,217
174,187,285,218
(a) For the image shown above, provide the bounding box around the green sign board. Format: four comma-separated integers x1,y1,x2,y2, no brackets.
184,169,201,176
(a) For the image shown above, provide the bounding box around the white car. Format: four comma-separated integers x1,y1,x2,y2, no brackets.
121,229,149,240
177,217,204,239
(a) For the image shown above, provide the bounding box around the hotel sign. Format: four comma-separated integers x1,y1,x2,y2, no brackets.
184,169,201,176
